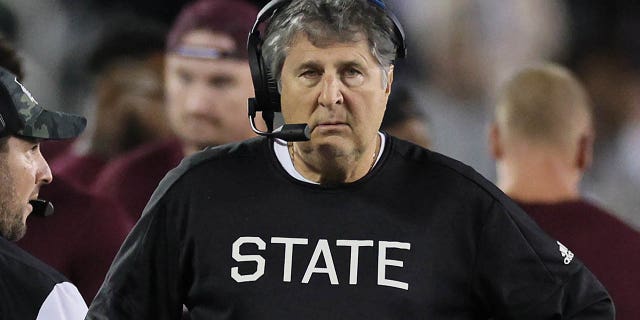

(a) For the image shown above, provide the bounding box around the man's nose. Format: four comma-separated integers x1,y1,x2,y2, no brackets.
184,84,215,114
36,153,53,185
318,74,344,108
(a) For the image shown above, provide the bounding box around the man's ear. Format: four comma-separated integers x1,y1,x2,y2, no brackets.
575,131,594,171
385,65,394,95
489,123,503,160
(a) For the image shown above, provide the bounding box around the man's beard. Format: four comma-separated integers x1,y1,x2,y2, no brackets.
0,166,26,241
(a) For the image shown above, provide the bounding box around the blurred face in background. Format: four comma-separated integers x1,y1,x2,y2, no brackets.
165,30,256,155
0,137,52,241
95,55,171,154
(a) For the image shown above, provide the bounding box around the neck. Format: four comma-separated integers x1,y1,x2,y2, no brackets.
182,143,202,157
497,149,581,203
290,134,380,185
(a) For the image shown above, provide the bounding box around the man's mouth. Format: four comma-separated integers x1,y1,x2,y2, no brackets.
313,121,348,130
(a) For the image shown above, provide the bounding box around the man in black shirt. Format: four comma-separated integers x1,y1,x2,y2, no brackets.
87,1,614,319
0,62,87,319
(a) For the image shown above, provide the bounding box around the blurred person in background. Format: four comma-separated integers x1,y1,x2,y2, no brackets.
0,37,133,304
43,15,171,189
390,0,567,180
381,84,431,148
92,0,260,223
489,63,640,319
563,1,640,229
0,63,88,318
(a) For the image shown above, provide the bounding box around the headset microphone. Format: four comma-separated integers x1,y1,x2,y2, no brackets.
29,199,54,217
248,97,311,141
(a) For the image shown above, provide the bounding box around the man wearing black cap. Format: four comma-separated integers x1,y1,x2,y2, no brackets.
0,66,88,319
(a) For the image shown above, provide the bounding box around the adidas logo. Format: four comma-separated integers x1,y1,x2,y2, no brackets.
557,241,574,265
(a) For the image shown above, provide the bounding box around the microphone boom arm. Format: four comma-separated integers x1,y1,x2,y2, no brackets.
248,98,310,142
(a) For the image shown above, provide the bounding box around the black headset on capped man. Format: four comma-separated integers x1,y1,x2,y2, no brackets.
246,0,407,142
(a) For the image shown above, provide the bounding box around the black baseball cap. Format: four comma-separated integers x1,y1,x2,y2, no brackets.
0,66,86,140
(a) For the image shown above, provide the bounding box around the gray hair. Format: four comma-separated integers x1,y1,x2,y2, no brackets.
262,0,400,90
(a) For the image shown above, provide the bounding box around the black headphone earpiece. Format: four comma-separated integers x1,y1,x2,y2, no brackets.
247,0,291,135
247,0,406,141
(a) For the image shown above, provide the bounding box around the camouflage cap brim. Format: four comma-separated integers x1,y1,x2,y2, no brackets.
0,66,86,140
16,109,86,140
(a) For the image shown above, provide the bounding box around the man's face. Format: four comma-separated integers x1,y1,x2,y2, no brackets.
165,30,256,155
97,55,172,152
280,33,392,160
0,137,52,241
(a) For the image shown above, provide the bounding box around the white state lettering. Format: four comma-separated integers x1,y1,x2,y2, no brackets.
231,237,266,282
230,236,411,290
336,240,374,285
302,239,339,285
378,241,411,290
271,237,308,282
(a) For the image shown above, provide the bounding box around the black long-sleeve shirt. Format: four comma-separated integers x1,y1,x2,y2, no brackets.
1,236,87,319
87,136,613,319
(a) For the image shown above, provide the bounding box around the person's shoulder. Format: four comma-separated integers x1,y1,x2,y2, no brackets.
0,238,86,318
52,177,134,229
387,136,528,222
166,137,267,185
576,199,640,236
93,138,184,191
182,136,266,169
0,236,68,287
108,138,183,170
390,136,475,172
388,136,501,197
139,137,267,213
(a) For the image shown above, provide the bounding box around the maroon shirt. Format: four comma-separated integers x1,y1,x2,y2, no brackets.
18,176,133,303
50,152,108,189
92,138,184,223
42,139,109,189
517,199,640,320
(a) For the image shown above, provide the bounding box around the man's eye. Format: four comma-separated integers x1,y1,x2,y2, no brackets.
342,68,365,87
300,70,320,78
209,76,234,88
177,71,193,83
344,68,362,77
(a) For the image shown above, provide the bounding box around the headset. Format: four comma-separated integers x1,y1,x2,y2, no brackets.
247,0,407,141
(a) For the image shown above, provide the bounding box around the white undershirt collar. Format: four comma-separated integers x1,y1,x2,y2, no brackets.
274,132,386,184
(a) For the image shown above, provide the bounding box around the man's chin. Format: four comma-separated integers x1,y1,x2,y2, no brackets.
10,228,27,241
2,223,27,241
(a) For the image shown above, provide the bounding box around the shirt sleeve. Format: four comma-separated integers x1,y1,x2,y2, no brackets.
36,282,88,320
471,199,614,319
85,197,185,320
